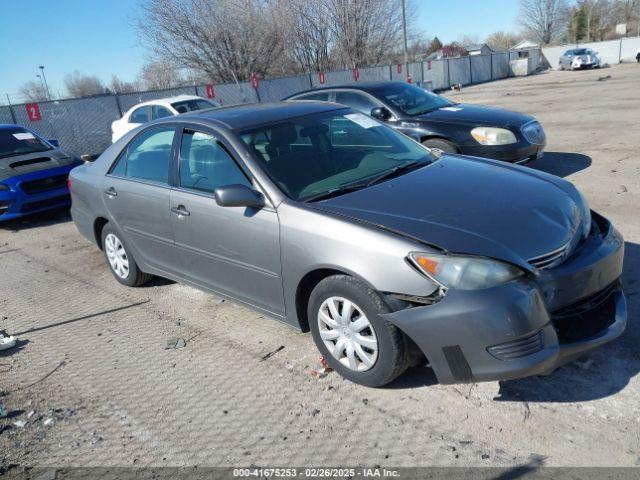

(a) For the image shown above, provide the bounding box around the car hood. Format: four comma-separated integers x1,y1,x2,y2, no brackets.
417,104,533,128
309,156,584,270
0,149,79,182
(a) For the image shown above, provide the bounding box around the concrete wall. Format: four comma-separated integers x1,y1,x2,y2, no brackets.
542,37,640,69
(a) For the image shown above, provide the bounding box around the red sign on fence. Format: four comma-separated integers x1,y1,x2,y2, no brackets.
251,74,259,89
26,103,41,122
427,60,432,70
319,72,325,84
397,64,402,74
407,73,413,84
353,67,359,81
205,84,215,99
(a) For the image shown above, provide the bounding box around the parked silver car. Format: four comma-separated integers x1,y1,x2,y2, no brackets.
559,48,601,70
69,102,626,387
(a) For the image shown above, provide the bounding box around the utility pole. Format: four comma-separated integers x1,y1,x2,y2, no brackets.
39,65,51,100
36,74,46,98
401,0,409,79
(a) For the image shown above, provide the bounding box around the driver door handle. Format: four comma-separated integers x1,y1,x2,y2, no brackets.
171,205,190,217
104,187,117,197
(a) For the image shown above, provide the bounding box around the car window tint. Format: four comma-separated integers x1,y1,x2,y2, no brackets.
179,130,250,194
171,99,217,113
152,105,173,120
334,92,379,115
295,92,330,101
130,107,149,123
120,127,175,184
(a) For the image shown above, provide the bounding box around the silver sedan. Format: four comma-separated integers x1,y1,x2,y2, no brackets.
559,48,601,70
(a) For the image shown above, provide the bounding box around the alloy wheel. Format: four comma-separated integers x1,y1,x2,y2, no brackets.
317,296,378,372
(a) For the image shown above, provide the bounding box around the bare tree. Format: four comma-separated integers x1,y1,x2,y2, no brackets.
139,61,185,90
18,81,49,102
110,75,140,93
328,0,405,68
519,0,570,44
138,0,284,83
485,31,525,51
64,71,105,98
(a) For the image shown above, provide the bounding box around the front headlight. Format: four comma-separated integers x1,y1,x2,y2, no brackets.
408,252,524,290
576,189,591,238
470,127,517,146
0,184,9,191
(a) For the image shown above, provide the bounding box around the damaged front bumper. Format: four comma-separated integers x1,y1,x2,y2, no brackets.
383,212,626,384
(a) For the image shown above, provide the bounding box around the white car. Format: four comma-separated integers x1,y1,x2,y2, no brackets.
111,95,219,143
558,48,601,71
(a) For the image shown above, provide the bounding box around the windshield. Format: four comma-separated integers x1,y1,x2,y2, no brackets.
171,99,218,114
573,49,589,55
0,127,52,159
372,83,453,116
240,110,433,201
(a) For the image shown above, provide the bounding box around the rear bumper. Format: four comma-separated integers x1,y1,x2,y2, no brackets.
0,165,78,222
384,213,626,384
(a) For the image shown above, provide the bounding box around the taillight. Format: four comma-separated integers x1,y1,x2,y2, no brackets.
67,178,73,191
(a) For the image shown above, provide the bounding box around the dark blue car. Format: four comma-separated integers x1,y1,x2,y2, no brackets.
0,124,83,222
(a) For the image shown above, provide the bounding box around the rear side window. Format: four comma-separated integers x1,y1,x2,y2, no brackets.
130,107,149,123
334,91,379,115
294,92,330,102
152,105,173,120
110,126,175,184
179,130,250,194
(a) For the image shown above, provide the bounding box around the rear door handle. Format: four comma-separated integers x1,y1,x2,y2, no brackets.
104,187,117,197
171,205,190,217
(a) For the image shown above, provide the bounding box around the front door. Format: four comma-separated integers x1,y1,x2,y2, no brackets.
103,125,176,273
169,128,284,316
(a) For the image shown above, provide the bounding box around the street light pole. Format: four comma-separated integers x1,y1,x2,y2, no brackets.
39,65,51,100
401,0,409,80
36,74,46,98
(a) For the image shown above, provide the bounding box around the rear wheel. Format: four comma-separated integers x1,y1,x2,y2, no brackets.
308,275,408,387
421,138,458,156
101,224,152,287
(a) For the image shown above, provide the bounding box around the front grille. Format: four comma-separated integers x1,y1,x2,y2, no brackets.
487,331,544,360
20,194,70,213
552,282,618,344
521,121,546,145
528,240,572,270
20,174,68,195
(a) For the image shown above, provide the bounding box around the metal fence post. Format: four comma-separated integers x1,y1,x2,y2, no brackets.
5,94,17,124
618,38,623,63
469,56,473,84
114,93,123,117
490,54,493,81
446,58,451,87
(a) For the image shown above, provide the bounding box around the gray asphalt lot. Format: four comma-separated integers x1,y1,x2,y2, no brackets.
1,63,639,470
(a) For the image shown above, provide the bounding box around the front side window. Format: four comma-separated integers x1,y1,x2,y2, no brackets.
111,126,175,184
372,83,453,116
130,107,149,123
240,110,433,201
334,91,379,115
152,105,173,120
179,130,250,194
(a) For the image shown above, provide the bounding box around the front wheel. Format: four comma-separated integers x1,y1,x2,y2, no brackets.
308,275,408,387
421,138,458,156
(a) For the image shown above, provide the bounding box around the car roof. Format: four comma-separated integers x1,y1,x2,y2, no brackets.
129,95,208,110
284,81,407,99
178,101,347,130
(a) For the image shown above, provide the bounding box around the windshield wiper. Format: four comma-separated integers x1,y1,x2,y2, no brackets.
303,184,368,203
363,161,425,187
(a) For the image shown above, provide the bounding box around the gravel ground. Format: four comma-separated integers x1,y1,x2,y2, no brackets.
1,64,639,471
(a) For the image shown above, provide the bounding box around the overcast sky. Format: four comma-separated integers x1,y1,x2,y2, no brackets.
0,0,521,100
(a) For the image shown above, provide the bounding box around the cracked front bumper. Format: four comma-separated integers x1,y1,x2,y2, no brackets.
383,213,626,384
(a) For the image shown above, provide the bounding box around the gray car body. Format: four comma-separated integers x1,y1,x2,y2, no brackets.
559,48,601,70
70,102,626,384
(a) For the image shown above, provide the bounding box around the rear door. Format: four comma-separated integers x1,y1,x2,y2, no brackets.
103,125,178,273
168,127,284,316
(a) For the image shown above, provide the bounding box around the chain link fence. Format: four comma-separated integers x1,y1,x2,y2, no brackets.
2,49,542,157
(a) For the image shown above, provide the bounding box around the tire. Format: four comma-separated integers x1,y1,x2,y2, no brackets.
101,223,152,287
308,275,408,387
421,138,458,155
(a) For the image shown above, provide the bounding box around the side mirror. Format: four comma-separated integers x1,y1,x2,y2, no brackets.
214,184,264,208
370,106,392,120
48,139,60,147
